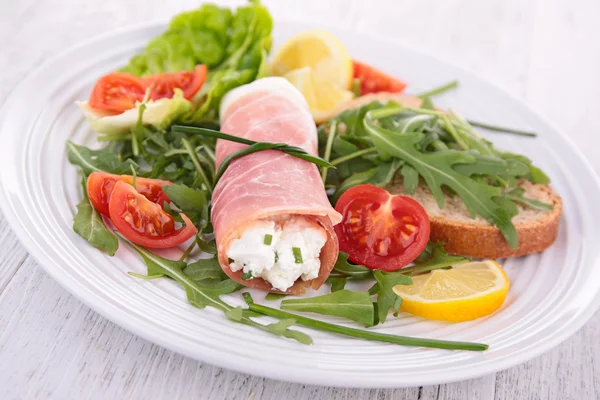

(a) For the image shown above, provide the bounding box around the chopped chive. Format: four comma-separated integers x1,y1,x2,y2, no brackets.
274,252,279,263
228,258,234,264
264,234,273,246
241,271,254,280
351,78,362,97
292,247,303,264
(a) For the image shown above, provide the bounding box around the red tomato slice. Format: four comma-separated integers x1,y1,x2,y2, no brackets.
108,181,197,248
353,61,407,95
145,65,207,101
87,172,173,216
89,73,147,114
334,185,430,271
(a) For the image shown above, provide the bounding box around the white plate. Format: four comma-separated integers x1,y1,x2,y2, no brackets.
1,21,599,389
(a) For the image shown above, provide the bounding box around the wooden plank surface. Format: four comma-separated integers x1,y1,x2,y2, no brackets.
0,0,598,398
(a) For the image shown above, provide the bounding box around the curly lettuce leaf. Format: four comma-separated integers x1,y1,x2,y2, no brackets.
118,1,272,124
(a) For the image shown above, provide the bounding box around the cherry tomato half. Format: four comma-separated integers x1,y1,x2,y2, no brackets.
334,185,430,271
87,172,173,216
88,65,207,114
145,65,207,101
108,181,197,248
353,60,407,95
89,72,147,115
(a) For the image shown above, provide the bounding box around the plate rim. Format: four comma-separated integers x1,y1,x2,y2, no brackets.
1,20,600,389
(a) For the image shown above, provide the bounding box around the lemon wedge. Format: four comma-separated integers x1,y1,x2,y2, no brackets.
393,260,510,322
283,67,353,123
270,29,354,90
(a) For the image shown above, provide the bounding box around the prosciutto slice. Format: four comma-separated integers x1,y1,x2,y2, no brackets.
211,78,342,294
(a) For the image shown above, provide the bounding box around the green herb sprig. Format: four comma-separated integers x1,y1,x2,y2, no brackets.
244,293,488,351
171,125,334,184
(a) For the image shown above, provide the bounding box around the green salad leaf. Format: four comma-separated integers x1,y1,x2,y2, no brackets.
371,270,412,324
67,141,137,176
183,256,228,283
72,177,118,255
280,290,375,326
162,183,210,229
326,276,348,292
330,251,373,279
119,1,272,124
121,235,314,344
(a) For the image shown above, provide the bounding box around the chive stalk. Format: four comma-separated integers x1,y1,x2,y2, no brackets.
242,293,488,351
467,120,537,137
416,80,459,98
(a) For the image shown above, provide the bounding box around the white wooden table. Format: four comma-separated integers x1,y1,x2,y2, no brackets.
1,0,599,398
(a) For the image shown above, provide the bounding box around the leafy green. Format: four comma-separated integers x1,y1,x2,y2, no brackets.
401,242,469,275
371,270,412,324
505,187,553,211
171,126,334,183
262,319,313,345
121,236,312,344
162,184,210,229
183,256,228,283
118,2,272,124
326,276,348,292
67,141,137,176
244,293,488,351
281,290,375,326
72,177,118,255
330,252,373,279
364,107,520,248
417,80,459,98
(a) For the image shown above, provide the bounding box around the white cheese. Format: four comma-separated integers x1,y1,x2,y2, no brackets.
228,216,327,291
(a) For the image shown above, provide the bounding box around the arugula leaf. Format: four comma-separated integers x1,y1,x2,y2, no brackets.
263,319,313,345
505,187,553,211
72,177,118,256
400,164,419,194
334,160,402,199
121,237,312,344
364,107,520,248
326,276,348,292
162,184,209,229
244,293,488,351
331,252,373,279
281,290,374,326
402,242,469,275
183,256,228,282
372,270,412,324
453,154,529,178
67,141,138,176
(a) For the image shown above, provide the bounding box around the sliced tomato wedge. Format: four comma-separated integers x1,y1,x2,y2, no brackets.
87,172,173,216
353,61,407,95
145,64,207,101
88,65,207,114
89,72,147,114
334,185,430,271
108,181,197,248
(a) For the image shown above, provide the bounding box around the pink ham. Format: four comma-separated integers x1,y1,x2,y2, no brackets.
211,78,342,294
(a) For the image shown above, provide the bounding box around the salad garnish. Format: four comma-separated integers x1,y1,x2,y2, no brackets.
66,1,560,351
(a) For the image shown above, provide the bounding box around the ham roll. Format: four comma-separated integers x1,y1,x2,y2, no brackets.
211,78,342,294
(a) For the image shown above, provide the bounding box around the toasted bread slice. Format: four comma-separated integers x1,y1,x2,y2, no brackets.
388,179,563,258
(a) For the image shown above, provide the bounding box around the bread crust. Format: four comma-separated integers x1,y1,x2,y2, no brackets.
427,186,563,258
